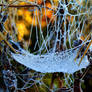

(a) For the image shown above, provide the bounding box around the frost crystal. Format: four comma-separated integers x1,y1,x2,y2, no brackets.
12,48,89,74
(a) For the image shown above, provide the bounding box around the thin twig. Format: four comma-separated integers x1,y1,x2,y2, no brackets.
74,33,91,61
0,31,17,53
0,4,39,8
81,66,90,80
0,3,56,12
78,40,92,66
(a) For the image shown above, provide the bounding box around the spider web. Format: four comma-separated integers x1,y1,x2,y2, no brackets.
11,0,91,73
1,0,92,91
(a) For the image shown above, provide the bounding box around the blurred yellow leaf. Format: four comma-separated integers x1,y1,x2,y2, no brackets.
16,22,29,40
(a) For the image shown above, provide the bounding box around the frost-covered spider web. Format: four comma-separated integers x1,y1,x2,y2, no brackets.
2,0,92,91
11,0,92,74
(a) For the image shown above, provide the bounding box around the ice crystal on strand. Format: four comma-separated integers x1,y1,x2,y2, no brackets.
12,47,89,74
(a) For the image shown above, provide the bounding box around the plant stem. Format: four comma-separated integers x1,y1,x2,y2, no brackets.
0,32,17,53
